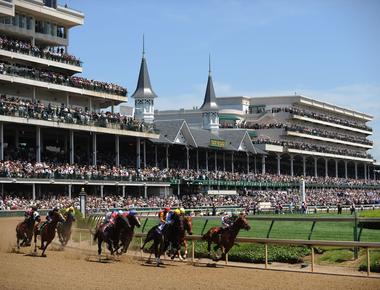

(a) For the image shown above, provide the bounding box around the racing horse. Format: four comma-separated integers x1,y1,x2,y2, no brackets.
57,211,76,247
170,216,193,261
16,215,41,250
202,213,251,261
33,211,65,257
141,214,184,266
93,214,130,258
118,213,141,254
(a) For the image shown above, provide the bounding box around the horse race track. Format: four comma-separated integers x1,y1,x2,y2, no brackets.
0,217,379,290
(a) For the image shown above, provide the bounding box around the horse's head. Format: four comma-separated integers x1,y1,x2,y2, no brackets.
235,214,251,231
127,214,141,228
184,216,193,235
54,212,65,223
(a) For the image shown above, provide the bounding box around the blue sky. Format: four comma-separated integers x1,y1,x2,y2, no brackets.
63,0,380,160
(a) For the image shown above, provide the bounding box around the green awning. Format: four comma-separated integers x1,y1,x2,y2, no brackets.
219,115,240,121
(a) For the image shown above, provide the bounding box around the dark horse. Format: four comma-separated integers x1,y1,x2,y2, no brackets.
141,214,184,266
57,211,76,247
171,216,193,261
202,214,251,261
119,214,141,254
93,215,130,258
33,211,65,257
16,215,40,250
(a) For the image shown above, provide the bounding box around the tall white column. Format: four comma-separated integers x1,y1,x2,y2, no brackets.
143,140,146,168
214,151,217,172
196,149,199,171
231,152,234,173
155,145,158,168
92,133,97,166
314,157,318,178
68,184,72,199
262,155,266,175
165,145,169,169
325,158,328,178
115,135,120,167
36,126,41,162
354,162,358,180
122,185,125,198
205,151,209,172
144,184,148,199
100,185,104,198
302,156,306,176
335,159,339,178
0,122,3,161
32,184,36,200
186,147,190,170
136,138,141,170
223,152,226,171
364,163,367,181
344,160,348,179
246,154,249,173
290,155,294,177
69,130,74,164
276,154,281,176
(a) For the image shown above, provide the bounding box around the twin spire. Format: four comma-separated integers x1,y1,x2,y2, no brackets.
200,54,218,111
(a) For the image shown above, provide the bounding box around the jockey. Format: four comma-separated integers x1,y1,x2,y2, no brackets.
24,205,38,222
221,212,233,228
109,210,122,225
65,206,74,214
103,210,113,224
46,207,59,223
179,207,186,216
128,209,137,216
158,207,170,231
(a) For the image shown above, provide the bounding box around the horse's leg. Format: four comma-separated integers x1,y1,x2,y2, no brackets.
41,239,52,257
98,239,102,261
33,230,38,253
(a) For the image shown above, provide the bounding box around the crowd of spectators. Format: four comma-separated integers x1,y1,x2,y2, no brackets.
236,122,372,146
253,137,371,159
0,62,127,96
1,188,379,211
0,35,81,66
0,94,152,132
0,161,379,188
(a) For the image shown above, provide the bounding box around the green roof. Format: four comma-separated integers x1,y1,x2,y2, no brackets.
219,115,240,121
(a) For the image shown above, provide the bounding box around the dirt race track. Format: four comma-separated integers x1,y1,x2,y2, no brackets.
1,217,379,290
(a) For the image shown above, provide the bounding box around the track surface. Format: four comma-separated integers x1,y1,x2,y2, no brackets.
0,217,379,290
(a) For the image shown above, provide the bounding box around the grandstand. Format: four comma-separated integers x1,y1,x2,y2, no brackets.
0,1,378,210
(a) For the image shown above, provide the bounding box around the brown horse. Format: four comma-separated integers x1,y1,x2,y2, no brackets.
57,211,76,247
34,211,65,257
171,216,193,261
16,215,40,250
202,214,251,261
118,214,141,254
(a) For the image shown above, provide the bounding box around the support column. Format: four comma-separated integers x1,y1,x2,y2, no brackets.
32,183,36,200
88,97,92,112
115,135,120,167
290,155,294,177
0,122,3,160
32,87,36,102
223,152,226,171
36,126,41,162
196,150,199,171
100,185,104,198
155,145,158,168
68,184,72,199
165,145,169,170
276,154,281,176
262,155,266,175
205,151,209,172
254,156,257,174
344,160,348,179
364,163,367,181
69,130,74,164
122,186,125,198
66,92,69,106
355,162,358,180
214,151,217,172
314,157,318,178
144,184,147,199
186,147,190,170
136,138,141,170
231,152,234,173
302,156,306,176
246,154,249,173
92,133,97,166
325,158,328,178
335,159,339,178
143,140,146,168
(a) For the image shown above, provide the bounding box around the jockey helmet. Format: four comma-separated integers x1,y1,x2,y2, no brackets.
179,208,185,214
69,206,74,212
174,209,181,215
53,207,59,212
164,207,171,212
118,210,124,215
129,209,137,216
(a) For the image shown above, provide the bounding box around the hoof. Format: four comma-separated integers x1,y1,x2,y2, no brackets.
41,254,47,257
